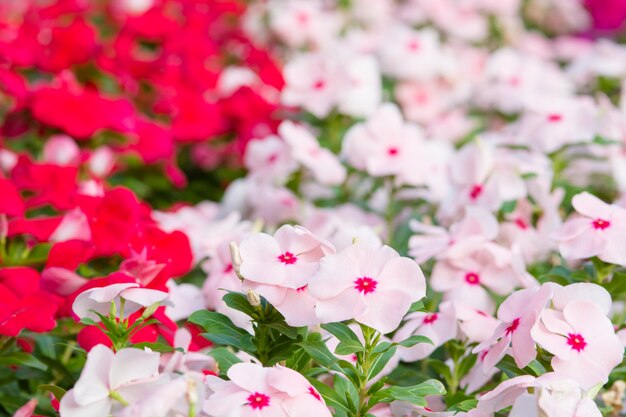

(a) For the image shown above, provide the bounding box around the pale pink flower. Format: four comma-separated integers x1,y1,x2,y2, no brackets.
336,55,382,118
461,350,499,394
425,1,488,42
244,136,297,184
550,282,612,315
59,345,166,417
342,103,425,184
88,146,116,178
43,135,80,166
396,80,458,125
164,280,205,322
552,192,626,265
204,363,332,417
279,121,346,186
453,302,500,344
618,328,626,347
393,301,457,361
430,243,524,314
308,243,426,334
248,183,301,226
475,375,536,416
73,283,169,321
474,285,552,371
409,206,498,263
531,300,624,389
281,52,342,118
379,26,442,81
161,328,216,374
239,225,334,290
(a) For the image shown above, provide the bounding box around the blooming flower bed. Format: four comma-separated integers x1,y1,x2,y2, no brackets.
1,0,626,416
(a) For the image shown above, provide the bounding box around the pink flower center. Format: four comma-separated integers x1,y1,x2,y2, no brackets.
566,333,587,352
547,113,563,123
592,218,611,230
407,39,420,52
350,354,358,362
414,91,429,104
223,263,233,273
387,147,399,156
267,153,279,164
308,386,321,401
509,76,521,87
247,392,270,409
514,218,528,230
354,277,377,294
423,313,438,325
296,285,307,292
505,318,520,335
278,251,297,265
469,184,483,200
312,79,326,90
479,349,489,361
464,272,480,285
297,11,309,24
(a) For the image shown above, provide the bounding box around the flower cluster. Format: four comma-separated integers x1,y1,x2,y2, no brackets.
1,1,626,417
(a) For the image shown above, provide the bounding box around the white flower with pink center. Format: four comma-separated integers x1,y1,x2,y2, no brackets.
379,26,443,81
204,363,332,417
393,301,457,361
531,300,624,390
239,225,334,290
474,285,552,371
244,135,297,184
552,192,626,266
308,243,426,334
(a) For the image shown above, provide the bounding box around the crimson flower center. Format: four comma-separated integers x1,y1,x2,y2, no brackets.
354,276,377,294
469,184,483,200
308,386,321,401
547,113,563,123
423,313,438,325
514,218,528,230
247,392,270,409
505,318,520,335
592,218,610,230
278,251,297,265
387,147,399,156
312,79,326,90
465,272,480,285
407,39,420,51
566,333,587,352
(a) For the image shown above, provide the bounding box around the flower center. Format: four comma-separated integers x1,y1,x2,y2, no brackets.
308,386,321,401
423,313,438,325
547,113,563,123
387,147,399,156
592,218,610,230
469,184,483,200
354,277,377,294
223,263,233,273
505,318,520,335
296,285,307,292
566,333,587,352
407,39,420,52
514,218,528,230
278,251,297,265
312,79,326,90
464,272,480,285
247,392,270,410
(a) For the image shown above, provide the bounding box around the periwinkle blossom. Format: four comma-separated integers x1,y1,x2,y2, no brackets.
308,242,426,334
204,363,332,417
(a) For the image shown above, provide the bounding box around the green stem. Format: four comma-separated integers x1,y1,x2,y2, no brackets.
110,390,129,406
355,325,378,417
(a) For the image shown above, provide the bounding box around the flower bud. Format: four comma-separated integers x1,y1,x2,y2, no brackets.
246,289,261,307
229,242,244,281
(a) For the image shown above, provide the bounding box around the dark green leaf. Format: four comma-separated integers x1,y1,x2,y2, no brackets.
0,353,47,371
222,292,258,318
321,323,361,345
396,335,432,348
298,340,339,370
189,310,256,352
335,340,365,355
39,384,66,400
209,347,242,376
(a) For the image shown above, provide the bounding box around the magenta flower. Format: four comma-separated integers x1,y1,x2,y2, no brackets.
204,363,332,417
308,243,426,334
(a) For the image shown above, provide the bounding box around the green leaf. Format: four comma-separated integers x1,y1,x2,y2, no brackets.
40,384,67,400
189,310,256,353
263,322,299,340
335,340,365,356
604,272,626,296
368,345,397,381
79,317,97,326
0,353,47,371
334,374,359,413
321,323,361,345
396,335,432,348
500,200,517,214
298,340,339,370
450,399,478,412
222,292,258,318
376,380,446,406
209,347,242,376
307,377,350,413
408,300,425,313
131,342,180,353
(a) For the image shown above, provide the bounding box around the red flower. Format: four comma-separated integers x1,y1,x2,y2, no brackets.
585,0,626,32
31,78,135,139
0,267,59,336
0,178,24,217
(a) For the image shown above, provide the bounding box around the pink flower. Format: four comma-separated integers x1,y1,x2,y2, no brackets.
279,121,346,186
453,302,500,344
42,135,80,166
73,283,169,321
308,243,426,334
531,300,624,389
475,375,536,416
552,192,626,265
59,345,166,417
244,135,297,184
239,225,334,290
393,301,457,361
474,285,552,371
379,26,442,81
204,363,332,417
